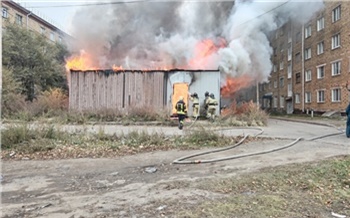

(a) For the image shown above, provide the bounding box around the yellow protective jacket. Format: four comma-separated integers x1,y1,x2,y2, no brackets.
190,96,199,107
205,97,218,108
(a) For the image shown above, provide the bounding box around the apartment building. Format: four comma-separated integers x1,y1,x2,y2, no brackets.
1,0,69,43
261,1,350,114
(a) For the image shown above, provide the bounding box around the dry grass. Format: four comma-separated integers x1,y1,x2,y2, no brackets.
1,124,248,160
220,101,269,126
2,88,68,121
137,156,350,218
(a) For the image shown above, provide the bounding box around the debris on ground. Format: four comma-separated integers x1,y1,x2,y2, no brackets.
145,167,157,173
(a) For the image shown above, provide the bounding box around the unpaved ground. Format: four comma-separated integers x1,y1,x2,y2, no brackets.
1,119,349,217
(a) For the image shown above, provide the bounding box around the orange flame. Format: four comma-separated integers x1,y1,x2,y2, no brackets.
188,37,226,69
65,51,100,71
221,75,254,98
112,64,123,71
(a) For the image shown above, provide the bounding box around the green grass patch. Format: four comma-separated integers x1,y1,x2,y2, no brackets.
1,124,243,160
175,156,350,217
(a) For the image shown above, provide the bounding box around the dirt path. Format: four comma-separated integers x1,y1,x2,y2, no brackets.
1,119,349,217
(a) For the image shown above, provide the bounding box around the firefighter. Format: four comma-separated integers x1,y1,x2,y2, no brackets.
203,91,210,116
189,92,199,118
204,91,209,106
346,102,350,138
175,96,187,130
205,93,218,121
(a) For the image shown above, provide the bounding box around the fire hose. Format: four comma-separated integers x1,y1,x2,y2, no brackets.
173,123,345,164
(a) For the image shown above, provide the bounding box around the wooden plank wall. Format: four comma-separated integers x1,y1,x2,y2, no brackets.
69,71,165,112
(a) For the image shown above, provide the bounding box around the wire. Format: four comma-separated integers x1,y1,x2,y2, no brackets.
236,0,291,28
15,0,170,8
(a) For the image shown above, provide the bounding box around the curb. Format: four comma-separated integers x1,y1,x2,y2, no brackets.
271,117,342,128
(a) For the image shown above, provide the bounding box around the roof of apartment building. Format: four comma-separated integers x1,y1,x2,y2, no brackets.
2,0,71,39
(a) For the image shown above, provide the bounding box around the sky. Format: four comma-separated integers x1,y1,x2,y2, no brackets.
13,0,100,34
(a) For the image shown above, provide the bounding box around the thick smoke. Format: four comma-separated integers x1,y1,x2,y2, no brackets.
69,0,323,83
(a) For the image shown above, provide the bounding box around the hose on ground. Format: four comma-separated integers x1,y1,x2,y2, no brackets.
173,137,302,164
174,121,345,164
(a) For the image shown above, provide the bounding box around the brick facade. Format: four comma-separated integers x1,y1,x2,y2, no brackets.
1,0,70,43
261,1,350,114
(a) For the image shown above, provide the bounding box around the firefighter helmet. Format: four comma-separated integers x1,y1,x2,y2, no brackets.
210,93,215,98
179,96,184,101
205,91,209,97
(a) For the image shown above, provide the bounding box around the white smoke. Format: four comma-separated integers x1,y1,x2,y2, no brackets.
69,0,324,83
218,0,324,83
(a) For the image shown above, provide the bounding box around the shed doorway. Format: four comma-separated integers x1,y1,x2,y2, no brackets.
172,83,189,115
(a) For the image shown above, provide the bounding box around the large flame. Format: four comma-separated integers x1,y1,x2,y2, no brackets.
221,75,254,98
66,38,227,72
65,51,100,71
188,37,226,69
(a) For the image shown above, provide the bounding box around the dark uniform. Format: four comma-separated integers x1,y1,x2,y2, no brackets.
175,96,187,130
346,103,350,138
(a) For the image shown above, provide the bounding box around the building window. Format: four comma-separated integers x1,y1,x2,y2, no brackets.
317,90,325,103
305,92,311,103
331,33,341,49
59,36,62,43
288,31,292,43
40,26,46,35
304,48,311,60
295,52,301,63
15,14,23,25
273,64,277,73
50,32,55,41
273,47,277,56
296,31,301,43
331,88,341,102
331,61,341,76
273,96,278,108
305,25,311,38
317,41,324,55
332,5,341,23
295,93,300,104
317,65,325,79
296,72,301,84
2,7,8,18
274,80,277,88
287,44,292,61
287,63,292,79
280,96,285,108
279,77,284,88
305,70,312,82
317,17,324,31
280,61,284,70
288,82,292,97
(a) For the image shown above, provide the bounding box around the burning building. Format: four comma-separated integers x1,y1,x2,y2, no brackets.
66,1,325,116
69,69,221,117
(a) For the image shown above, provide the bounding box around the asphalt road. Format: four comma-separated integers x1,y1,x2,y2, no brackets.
1,119,349,218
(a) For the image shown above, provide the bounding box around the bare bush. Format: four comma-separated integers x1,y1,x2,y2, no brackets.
221,101,269,126
1,93,27,117
28,88,68,117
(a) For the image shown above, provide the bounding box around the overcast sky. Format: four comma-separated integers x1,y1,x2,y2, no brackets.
13,0,94,34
